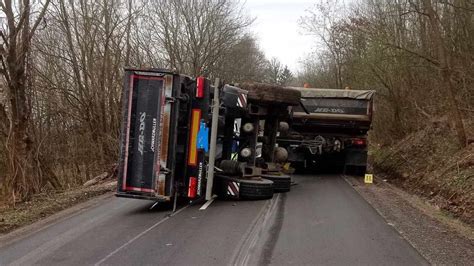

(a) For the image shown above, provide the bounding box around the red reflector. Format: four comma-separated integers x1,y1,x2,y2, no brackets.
196,77,205,98
188,177,197,198
352,138,366,146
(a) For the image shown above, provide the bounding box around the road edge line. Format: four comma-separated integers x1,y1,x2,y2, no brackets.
342,174,430,264
94,205,189,265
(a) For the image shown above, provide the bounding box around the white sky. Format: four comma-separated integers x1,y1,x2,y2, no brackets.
244,0,316,73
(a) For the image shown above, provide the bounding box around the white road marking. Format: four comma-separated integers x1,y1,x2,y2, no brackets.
8,199,135,266
94,205,189,265
199,196,216,210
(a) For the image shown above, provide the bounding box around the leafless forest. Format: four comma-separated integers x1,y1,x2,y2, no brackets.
0,0,473,204
300,0,473,222
299,0,473,146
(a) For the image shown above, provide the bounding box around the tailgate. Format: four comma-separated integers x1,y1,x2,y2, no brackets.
292,97,373,132
299,97,371,117
117,70,175,201
294,98,372,121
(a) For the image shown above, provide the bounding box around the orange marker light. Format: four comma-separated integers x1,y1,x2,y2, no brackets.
188,109,201,166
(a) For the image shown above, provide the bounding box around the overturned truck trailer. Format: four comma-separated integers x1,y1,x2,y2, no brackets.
116,69,210,201
278,88,375,175
116,68,301,203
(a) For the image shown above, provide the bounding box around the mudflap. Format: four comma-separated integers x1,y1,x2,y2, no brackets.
345,149,368,167
344,149,368,176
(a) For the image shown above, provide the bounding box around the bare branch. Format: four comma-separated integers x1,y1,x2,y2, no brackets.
383,42,440,66
29,0,52,41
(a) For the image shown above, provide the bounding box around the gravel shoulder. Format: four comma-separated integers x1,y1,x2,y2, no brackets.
345,175,474,265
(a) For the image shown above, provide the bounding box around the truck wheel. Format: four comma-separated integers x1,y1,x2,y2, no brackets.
215,175,274,200
240,83,301,106
261,174,291,193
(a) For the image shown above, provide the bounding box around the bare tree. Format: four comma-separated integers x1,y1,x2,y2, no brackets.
146,0,253,76
264,57,293,86
214,34,267,83
300,0,347,89
299,0,472,145
0,0,267,203
0,0,59,200
421,0,467,146
28,0,142,184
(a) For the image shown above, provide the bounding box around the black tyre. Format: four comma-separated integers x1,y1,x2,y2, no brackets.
261,173,291,193
240,83,301,106
215,175,274,200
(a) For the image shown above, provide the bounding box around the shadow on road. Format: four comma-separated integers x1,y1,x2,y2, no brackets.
293,162,366,177
124,200,183,215
294,164,345,176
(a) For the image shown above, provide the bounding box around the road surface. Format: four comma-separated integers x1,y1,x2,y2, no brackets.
0,175,428,265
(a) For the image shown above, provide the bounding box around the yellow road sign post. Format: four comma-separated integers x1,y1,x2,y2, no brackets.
364,174,373,184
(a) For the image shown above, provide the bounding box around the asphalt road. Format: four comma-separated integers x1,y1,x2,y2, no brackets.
0,175,428,265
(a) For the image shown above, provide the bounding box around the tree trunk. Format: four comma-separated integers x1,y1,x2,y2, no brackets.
422,0,467,147
1,0,58,200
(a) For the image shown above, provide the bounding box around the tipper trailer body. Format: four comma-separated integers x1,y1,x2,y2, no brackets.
117,69,210,201
278,88,375,174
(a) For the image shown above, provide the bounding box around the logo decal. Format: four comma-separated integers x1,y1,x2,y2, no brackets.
313,107,344,113
150,118,157,152
197,161,203,196
138,112,146,155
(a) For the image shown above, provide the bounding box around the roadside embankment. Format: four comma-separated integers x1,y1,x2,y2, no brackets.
0,180,116,235
371,119,473,226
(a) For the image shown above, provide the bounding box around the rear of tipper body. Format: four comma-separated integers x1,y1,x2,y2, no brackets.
117,69,210,201
277,87,375,175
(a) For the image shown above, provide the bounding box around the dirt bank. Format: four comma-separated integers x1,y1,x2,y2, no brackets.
372,119,473,225
0,181,116,235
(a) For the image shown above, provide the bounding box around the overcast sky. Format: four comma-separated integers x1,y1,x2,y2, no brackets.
244,0,316,73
